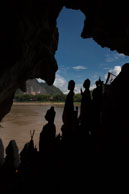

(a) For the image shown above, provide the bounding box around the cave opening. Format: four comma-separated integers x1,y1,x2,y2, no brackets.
0,3,129,192
1,7,129,152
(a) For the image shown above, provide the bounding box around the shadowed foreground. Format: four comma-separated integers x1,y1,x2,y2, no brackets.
0,74,129,193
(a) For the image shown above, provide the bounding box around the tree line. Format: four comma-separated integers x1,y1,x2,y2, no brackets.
14,93,82,102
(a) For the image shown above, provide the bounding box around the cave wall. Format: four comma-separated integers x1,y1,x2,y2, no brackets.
0,0,129,121
0,0,63,120
65,0,129,55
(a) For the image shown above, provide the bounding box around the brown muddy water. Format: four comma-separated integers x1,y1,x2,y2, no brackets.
0,104,65,152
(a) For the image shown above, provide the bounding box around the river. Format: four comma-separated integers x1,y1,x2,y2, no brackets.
0,104,66,152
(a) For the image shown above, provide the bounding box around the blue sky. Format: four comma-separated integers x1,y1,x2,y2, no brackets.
53,8,129,93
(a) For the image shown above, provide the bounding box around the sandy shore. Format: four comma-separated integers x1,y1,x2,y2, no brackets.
13,102,65,106
13,102,80,106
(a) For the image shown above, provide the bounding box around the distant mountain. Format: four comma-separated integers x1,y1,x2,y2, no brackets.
16,79,63,95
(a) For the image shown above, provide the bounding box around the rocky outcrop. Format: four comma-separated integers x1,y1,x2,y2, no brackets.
0,0,129,120
0,1,63,120
16,79,63,95
65,0,129,55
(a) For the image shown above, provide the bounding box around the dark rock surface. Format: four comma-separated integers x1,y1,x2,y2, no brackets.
0,1,63,120
65,0,129,55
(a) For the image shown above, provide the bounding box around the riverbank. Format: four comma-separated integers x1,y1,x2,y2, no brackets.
13,102,80,106
13,102,65,106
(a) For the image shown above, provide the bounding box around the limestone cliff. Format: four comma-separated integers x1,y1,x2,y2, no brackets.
16,79,63,95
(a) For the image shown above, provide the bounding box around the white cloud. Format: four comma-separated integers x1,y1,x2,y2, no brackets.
74,84,82,94
72,66,87,70
53,74,68,94
110,66,121,75
37,73,96,94
75,83,96,93
104,66,121,80
105,52,126,63
104,67,110,70
54,74,85,94
37,74,81,94
37,78,45,83
90,84,96,90
37,75,68,93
